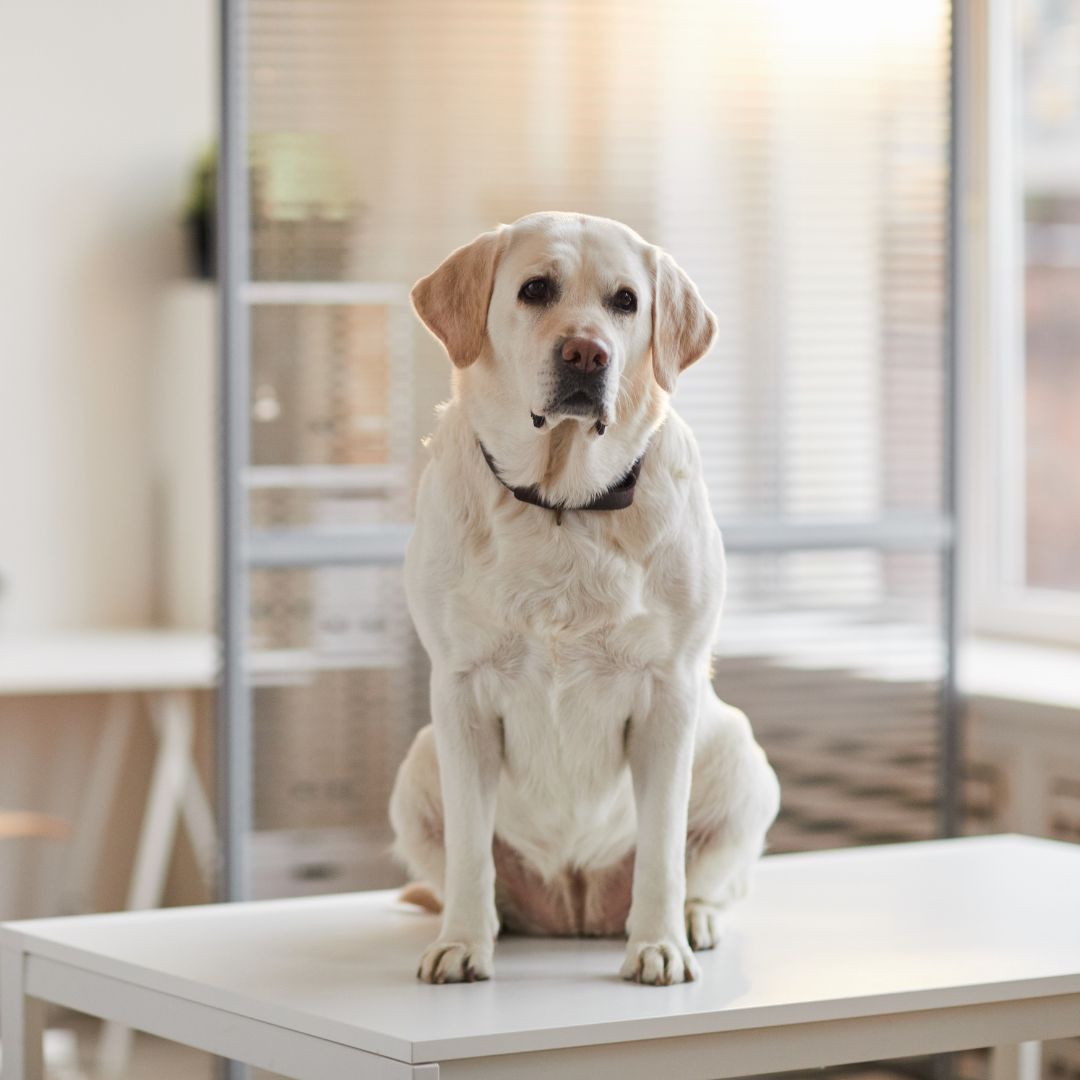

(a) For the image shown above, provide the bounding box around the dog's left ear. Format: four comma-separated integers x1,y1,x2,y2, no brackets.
650,249,718,393
411,228,503,368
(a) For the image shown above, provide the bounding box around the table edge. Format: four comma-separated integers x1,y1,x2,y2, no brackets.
7,928,1080,1065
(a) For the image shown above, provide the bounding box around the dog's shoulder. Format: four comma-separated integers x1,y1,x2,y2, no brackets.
636,411,721,549
615,411,726,646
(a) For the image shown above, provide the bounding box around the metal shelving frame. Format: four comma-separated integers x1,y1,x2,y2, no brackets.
219,0,961,890
218,7,248,1075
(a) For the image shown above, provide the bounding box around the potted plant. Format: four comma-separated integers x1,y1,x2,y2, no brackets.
182,144,216,279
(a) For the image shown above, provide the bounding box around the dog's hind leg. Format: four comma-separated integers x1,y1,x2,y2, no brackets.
391,724,630,936
683,695,780,951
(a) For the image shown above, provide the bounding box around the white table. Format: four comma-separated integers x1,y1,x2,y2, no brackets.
3,835,1079,1080
0,630,217,1074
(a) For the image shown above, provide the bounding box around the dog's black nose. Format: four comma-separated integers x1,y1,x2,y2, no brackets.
561,336,609,375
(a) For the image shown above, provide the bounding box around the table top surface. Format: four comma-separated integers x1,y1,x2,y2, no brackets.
5,835,1080,1065
0,630,216,694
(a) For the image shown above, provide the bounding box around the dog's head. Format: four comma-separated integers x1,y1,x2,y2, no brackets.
411,212,717,432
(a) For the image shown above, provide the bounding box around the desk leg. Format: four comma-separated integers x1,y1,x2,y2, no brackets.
62,693,135,914
125,690,196,912
1,946,44,1080
175,709,218,894
990,1042,1042,1080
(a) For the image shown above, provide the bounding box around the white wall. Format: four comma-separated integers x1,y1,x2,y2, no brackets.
0,0,216,632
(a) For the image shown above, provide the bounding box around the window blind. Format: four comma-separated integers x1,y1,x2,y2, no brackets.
236,0,953,886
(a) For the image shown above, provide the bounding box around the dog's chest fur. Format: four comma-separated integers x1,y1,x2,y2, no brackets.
442,476,688,878
407,407,719,880
455,521,655,875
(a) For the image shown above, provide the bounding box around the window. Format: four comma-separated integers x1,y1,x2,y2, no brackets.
1020,0,1080,595
964,0,1080,644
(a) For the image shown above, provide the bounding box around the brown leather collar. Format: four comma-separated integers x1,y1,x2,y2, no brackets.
478,441,644,525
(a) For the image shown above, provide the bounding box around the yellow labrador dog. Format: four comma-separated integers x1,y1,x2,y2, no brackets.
389,212,779,986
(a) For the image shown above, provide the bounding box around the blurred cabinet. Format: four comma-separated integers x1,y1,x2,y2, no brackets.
220,159,424,897
242,289,419,897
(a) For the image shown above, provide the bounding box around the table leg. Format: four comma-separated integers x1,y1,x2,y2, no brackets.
99,690,196,1077
125,690,195,911
990,1042,1042,1080
176,711,218,893
1,946,44,1080
61,693,135,914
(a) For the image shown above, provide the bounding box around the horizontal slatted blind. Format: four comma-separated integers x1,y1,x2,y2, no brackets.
247,0,948,517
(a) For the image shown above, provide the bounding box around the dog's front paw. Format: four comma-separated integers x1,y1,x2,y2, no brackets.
685,900,725,951
417,940,494,984
620,938,701,986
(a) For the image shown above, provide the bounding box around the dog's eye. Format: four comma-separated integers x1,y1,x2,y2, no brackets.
519,277,553,304
612,288,637,313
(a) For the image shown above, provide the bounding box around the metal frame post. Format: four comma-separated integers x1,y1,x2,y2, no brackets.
218,0,253,1074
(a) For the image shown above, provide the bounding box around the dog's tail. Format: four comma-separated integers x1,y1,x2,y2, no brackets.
399,881,443,914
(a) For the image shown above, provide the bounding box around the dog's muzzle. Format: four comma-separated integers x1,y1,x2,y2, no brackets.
545,336,610,419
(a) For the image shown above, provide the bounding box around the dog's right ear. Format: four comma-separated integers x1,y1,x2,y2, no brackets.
411,228,503,368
